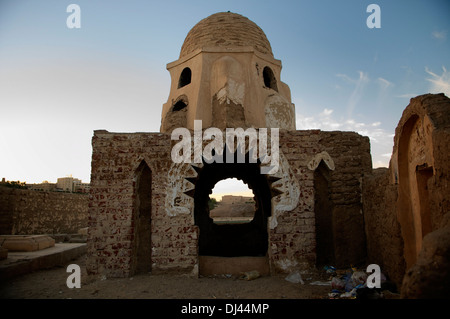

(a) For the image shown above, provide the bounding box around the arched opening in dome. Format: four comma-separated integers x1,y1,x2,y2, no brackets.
263,66,278,92
178,67,192,88
172,100,187,111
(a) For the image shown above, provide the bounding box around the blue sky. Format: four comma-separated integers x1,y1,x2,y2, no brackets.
0,0,449,193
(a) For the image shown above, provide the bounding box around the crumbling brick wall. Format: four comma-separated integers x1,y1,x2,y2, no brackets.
363,93,450,295
275,130,371,271
87,128,371,278
86,131,192,277
0,186,88,235
363,168,405,287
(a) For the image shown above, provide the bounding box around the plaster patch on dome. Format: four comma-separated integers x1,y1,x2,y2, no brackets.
216,79,245,105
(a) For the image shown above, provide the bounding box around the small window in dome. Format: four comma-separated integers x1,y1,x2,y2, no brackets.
178,67,192,88
172,100,187,111
263,66,278,92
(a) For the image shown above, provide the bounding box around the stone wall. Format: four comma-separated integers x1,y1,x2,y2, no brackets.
363,168,405,287
86,131,181,277
0,186,88,235
363,93,450,295
391,93,450,297
86,128,371,278
274,130,371,271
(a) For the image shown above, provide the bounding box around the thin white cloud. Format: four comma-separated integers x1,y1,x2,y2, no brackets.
378,77,393,90
432,30,447,40
425,66,450,97
336,71,370,118
320,108,333,116
348,71,369,117
296,108,393,168
336,73,354,83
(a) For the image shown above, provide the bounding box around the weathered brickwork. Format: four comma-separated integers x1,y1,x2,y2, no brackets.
180,12,273,58
363,168,405,287
86,129,371,277
363,93,450,295
0,186,88,235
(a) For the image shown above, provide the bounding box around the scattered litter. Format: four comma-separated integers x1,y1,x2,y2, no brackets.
331,276,345,290
320,265,396,299
351,271,367,286
323,265,336,275
340,288,357,298
285,271,304,284
239,270,260,281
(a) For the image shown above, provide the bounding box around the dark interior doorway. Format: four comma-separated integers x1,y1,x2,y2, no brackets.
314,160,334,267
193,152,272,258
133,161,152,275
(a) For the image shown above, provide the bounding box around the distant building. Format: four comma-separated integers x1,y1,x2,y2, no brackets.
75,182,91,194
56,176,89,193
28,181,56,192
3,177,89,193
57,177,76,192
221,195,254,205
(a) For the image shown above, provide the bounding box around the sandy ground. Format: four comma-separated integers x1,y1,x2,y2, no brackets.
0,253,332,299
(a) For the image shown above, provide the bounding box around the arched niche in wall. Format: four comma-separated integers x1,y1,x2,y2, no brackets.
132,160,153,275
397,114,434,270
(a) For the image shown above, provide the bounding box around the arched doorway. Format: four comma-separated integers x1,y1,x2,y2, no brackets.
133,161,152,275
314,160,334,267
192,152,273,275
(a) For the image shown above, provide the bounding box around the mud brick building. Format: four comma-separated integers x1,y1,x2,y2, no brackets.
363,93,450,297
86,12,450,296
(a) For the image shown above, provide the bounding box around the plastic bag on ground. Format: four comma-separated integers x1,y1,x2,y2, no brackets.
331,276,345,290
351,271,368,286
340,288,357,298
285,271,304,284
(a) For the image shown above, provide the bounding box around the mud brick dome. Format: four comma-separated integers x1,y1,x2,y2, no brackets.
160,11,296,133
180,12,274,58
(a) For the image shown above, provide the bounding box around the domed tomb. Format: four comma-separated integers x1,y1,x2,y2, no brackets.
160,11,296,132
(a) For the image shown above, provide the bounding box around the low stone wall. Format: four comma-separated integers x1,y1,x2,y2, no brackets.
0,186,88,235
